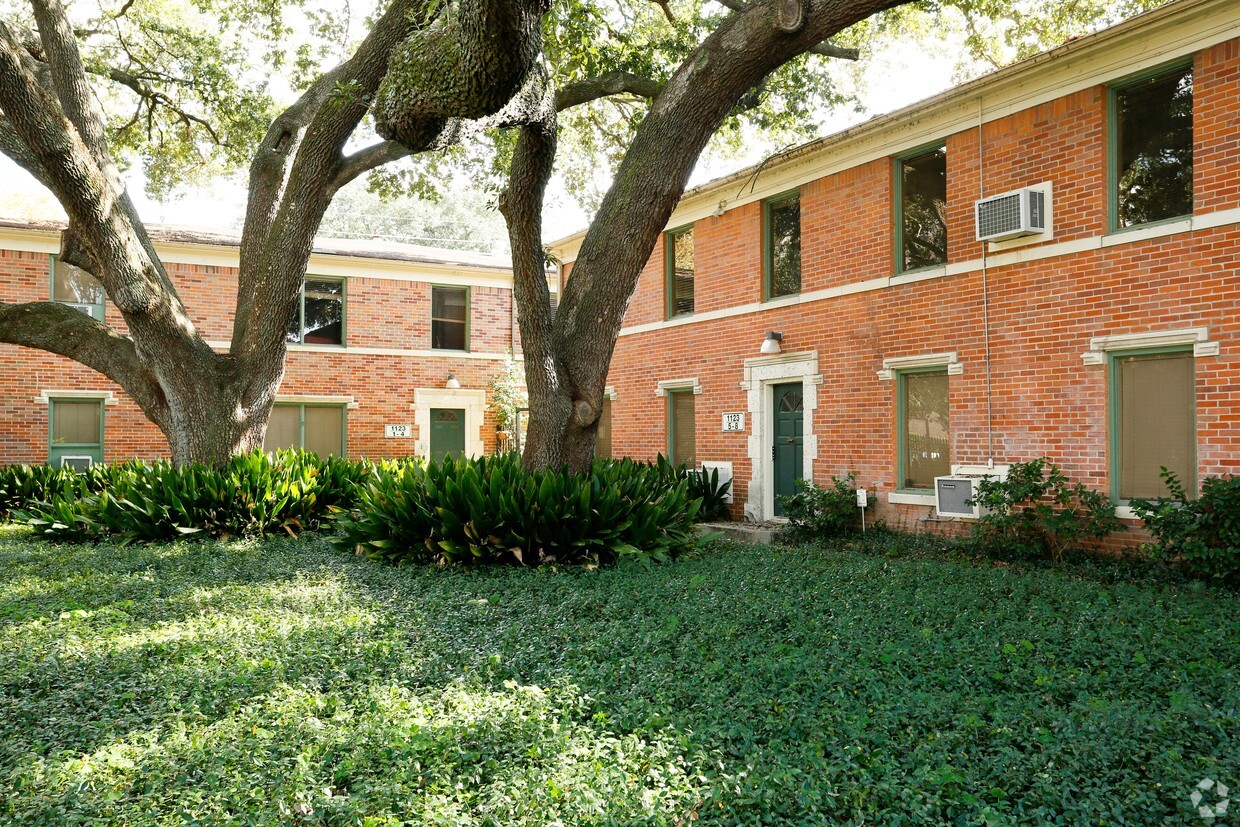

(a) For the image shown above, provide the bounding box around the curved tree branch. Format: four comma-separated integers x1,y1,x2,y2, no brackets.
555,71,664,111
0,300,168,421
334,139,411,189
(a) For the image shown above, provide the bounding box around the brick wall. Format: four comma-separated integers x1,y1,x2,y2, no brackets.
601,37,1240,545
0,250,518,462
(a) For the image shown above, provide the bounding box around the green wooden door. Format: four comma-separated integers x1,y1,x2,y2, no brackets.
772,383,803,517
429,408,466,462
49,398,104,469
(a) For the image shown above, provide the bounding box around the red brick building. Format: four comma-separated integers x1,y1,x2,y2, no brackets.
0,221,527,465
553,0,1240,535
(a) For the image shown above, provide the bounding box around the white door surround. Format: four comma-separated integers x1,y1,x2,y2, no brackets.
740,351,822,521
412,388,486,459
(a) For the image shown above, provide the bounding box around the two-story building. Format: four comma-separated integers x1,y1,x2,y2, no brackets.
552,0,1240,538
0,221,527,465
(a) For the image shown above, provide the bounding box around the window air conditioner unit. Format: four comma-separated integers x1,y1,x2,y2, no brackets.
59,455,95,472
975,187,1046,243
934,475,989,519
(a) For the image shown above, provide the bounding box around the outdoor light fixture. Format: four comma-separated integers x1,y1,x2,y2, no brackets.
445,373,461,389
713,200,727,217
760,331,783,355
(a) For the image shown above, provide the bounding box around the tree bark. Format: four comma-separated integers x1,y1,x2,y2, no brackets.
512,0,905,473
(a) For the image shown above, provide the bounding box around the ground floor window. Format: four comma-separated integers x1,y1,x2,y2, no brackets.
898,369,949,490
49,398,104,468
1111,350,1195,500
668,390,695,466
263,404,346,457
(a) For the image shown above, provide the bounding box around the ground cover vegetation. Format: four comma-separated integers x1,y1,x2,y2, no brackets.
0,528,1235,824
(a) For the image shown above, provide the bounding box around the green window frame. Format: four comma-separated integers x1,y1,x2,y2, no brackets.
896,367,950,492
431,285,471,351
666,389,696,467
287,277,346,346
49,256,105,321
48,397,105,468
1107,347,1196,503
263,403,348,457
1107,59,1194,233
894,141,948,275
763,190,801,300
665,224,695,318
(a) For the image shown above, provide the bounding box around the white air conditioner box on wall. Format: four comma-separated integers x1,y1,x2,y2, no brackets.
700,461,734,504
934,476,986,519
975,187,1047,242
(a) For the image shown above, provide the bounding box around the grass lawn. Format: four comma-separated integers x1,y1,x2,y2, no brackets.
1,527,1237,825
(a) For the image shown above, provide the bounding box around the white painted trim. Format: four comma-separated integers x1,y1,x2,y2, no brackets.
204,340,517,360
877,352,962,381
35,390,118,405
0,228,513,287
275,394,360,410
1080,326,1217,365
741,350,819,522
1115,505,1142,521
655,377,703,396
888,492,937,506
412,388,487,460
616,206,1240,339
603,385,617,400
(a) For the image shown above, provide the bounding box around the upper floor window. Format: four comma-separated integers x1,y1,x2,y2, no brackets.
1110,350,1195,501
898,368,949,490
764,192,801,299
897,144,947,273
431,286,469,350
287,278,344,345
1112,62,1193,229
665,226,694,317
52,258,105,320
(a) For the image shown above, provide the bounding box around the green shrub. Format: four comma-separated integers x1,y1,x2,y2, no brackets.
331,453,707,567
644,454,732,522
969,458,1121,561
14,450,373,543
776,473,865,544
1131,469,1240,583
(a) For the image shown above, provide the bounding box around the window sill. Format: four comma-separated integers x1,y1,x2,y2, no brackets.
893,263,947,280
1106,213,1193,240
289,342,346,351
888,491,936,506
430,348,472,354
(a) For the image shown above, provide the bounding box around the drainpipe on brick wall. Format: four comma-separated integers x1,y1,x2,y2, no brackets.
978,96,995,469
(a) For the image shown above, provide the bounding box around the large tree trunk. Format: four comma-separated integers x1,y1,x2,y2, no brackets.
509,0,904,473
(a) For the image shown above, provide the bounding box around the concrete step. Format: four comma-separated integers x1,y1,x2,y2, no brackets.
696,521,778,545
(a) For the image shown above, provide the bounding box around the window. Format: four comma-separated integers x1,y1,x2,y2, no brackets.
263,404,346,457
665,226,694,317
431,286,469,351
49,398,104,468
288,278,345,345
667,390,695,466
595,398,612,460
897,144,947,272
898,369,949,490
51,258,105,320
1111,350,1195,500
1112,62,1193,229
764,192,801,298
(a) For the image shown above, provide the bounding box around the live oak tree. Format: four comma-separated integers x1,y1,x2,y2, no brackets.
0,0,1161,467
